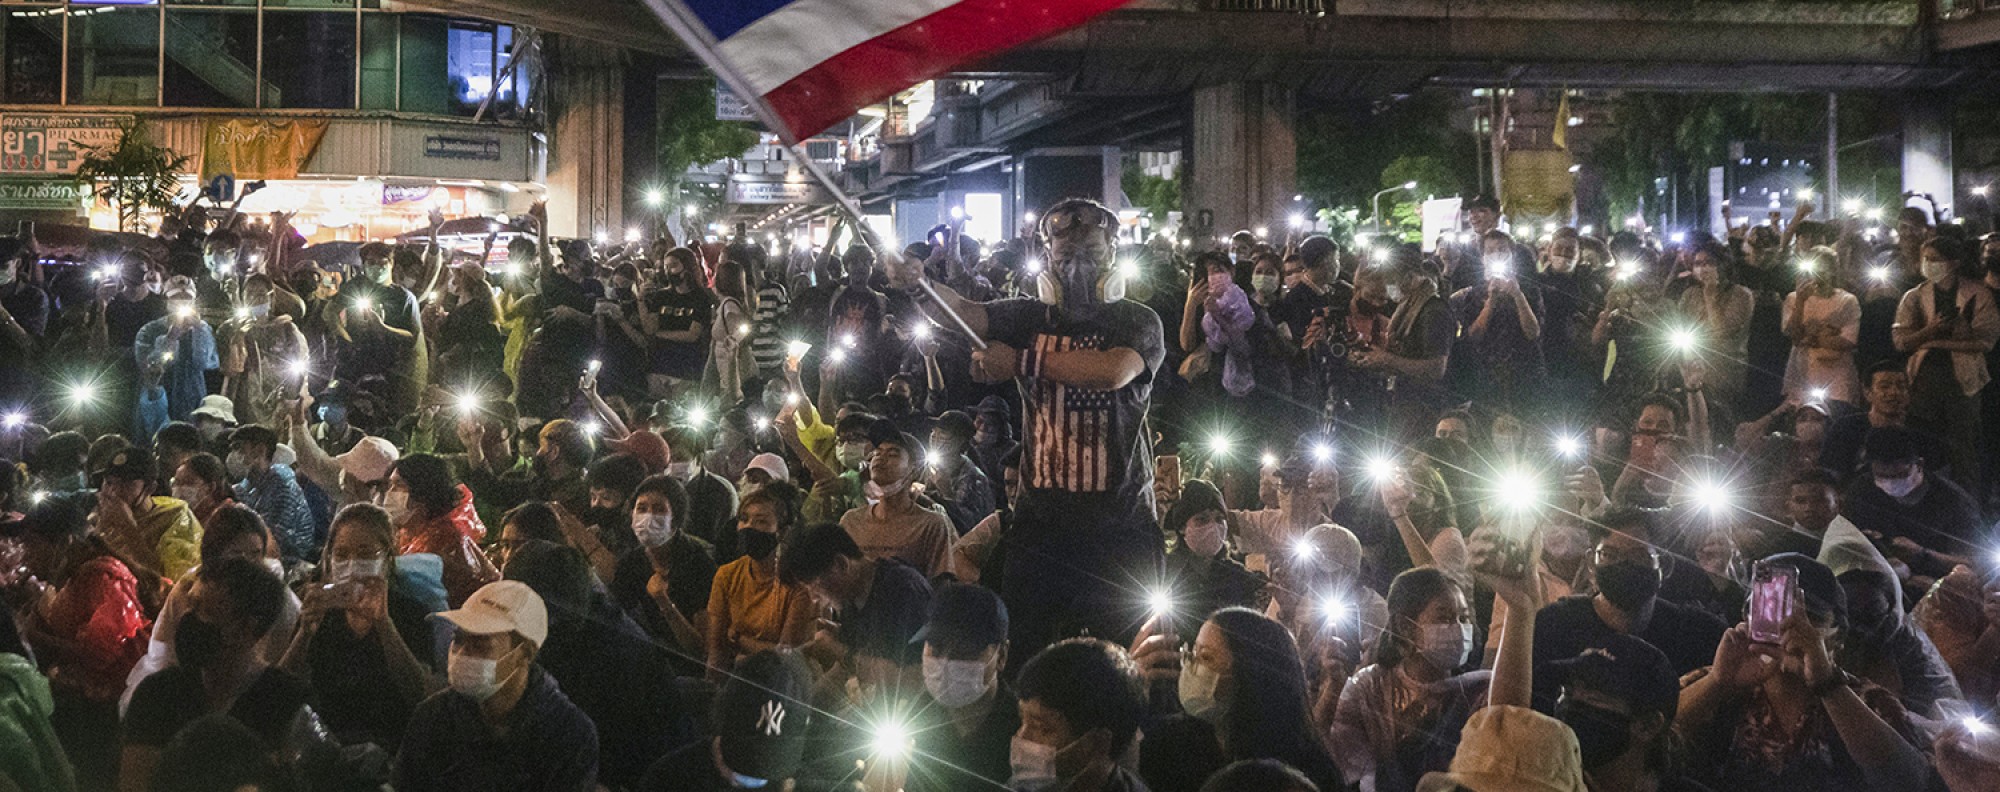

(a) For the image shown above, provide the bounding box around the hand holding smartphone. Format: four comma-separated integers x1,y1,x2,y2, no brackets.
1748,560,1799,644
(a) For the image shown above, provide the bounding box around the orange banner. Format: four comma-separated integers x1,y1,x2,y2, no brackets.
201,119,328,180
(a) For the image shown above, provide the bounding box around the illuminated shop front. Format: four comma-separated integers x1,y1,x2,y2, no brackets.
0,1,556,239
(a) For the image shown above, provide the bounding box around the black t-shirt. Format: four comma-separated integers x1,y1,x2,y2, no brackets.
612,536,718,673
983,298,1166,514
840,559,932,666
1272,281,1350,341
541,271,604,317
332,280,421,373
1530,595,1725,712
106,293,166,352
908,685,1022,792
304,588,436,746
1841,475,1988,575
536,609,686,789
645,287,715,380
125,665,315,750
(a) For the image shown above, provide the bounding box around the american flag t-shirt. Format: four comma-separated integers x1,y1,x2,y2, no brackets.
1028,331,1115,492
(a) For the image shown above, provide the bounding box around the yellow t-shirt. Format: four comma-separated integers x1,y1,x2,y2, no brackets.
708,556,812,658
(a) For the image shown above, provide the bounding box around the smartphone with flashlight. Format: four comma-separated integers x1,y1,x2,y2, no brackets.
1747,560,1799,644
319,581,361,610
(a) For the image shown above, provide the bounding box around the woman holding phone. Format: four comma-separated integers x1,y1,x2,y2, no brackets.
1675,553,1929,791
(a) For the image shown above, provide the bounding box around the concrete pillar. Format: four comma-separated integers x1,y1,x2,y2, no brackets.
545,36,626,239
1902,93,1953,218
1013,146,1122,218
1186,82,1296,238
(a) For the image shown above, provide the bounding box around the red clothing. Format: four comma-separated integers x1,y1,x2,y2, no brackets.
398,484,497,607
44,556,148,702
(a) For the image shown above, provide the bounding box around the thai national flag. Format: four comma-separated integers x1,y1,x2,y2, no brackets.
642,0,1132,143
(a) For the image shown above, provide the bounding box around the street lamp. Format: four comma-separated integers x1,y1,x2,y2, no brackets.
1371,181,1419,232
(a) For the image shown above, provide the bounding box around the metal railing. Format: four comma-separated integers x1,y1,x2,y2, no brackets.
1199,0,1333,12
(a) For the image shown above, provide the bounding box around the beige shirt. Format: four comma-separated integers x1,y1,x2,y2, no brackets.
840,501,953,579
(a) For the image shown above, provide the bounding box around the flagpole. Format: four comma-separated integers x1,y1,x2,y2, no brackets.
637,0,988,349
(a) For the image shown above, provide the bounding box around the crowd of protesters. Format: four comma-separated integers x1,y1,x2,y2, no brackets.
0,188,1999,792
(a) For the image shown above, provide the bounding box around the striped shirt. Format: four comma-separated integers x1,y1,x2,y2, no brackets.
985,299,1165,509
750,281,791,375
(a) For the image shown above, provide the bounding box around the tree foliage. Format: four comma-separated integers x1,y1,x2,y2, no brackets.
1379,154,1462,241
1296,91,1478,243
657,78,760,208
1122,161,1181,224
1580,92,1896,227
73,122,191,233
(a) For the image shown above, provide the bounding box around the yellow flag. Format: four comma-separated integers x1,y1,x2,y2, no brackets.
1552,90,1570,150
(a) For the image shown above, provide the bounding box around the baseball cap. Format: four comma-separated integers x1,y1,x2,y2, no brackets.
332,436,399,484
715,650,814,782
1544,634,1679,718
1416,705,1585,792
95,447,155,482
745,453,789,483
865,418,921,461
436,580,549,648
189,395,238,426
912,582,1009,651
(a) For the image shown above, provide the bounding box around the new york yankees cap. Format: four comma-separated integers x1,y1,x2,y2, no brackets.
715,649,814,781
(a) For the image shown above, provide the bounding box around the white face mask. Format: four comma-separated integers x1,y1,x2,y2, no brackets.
923,655,994,709
837,441,870,470
1922,258,1950,283
447,650,502,701
1251,274,1279,295
171,484,205,505
382,490,412,524
225,450,251,480
247,302,271,319
632,513,674,548
1177,655,1225,722
862,477,909,504
1417,622,1474,670
1875,469,1922,500
666,461,695,482
1009,736,1060,789
1385,284,1404,303
1183,517,1226,559
262,557,285,578
333,558,386,582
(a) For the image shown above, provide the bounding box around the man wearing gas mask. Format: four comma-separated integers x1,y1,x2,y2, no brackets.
888,198,1166,655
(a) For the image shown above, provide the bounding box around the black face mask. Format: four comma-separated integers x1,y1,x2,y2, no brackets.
175,614,226,670
739,528,780,560
582,505,625,532
883,393,913,416
1556,698,1635,770
1594,562,1661,612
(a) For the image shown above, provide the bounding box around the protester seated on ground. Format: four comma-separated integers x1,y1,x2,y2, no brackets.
838,420,953,578
705,482,813,682
1139,607,1342,792
275,502,436,747
121,556,311,792
123,504,298,713
504,539,686,789
1840,426,1984,587
1012,638,1152,792
637,649,815,792
607,473,717,670
395,580,599,791
1831,566,1962,719
386,453,497,607
1328,566,1488,791
779,521,933,698
1675,553,1930,792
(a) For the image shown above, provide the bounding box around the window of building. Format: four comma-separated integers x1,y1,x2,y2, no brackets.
67,5,160,107
261,11,356,109
162,10,257,107
0,9,63,105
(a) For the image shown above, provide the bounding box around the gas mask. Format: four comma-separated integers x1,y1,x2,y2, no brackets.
1036,249,1124,309
1035,203,1124,310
